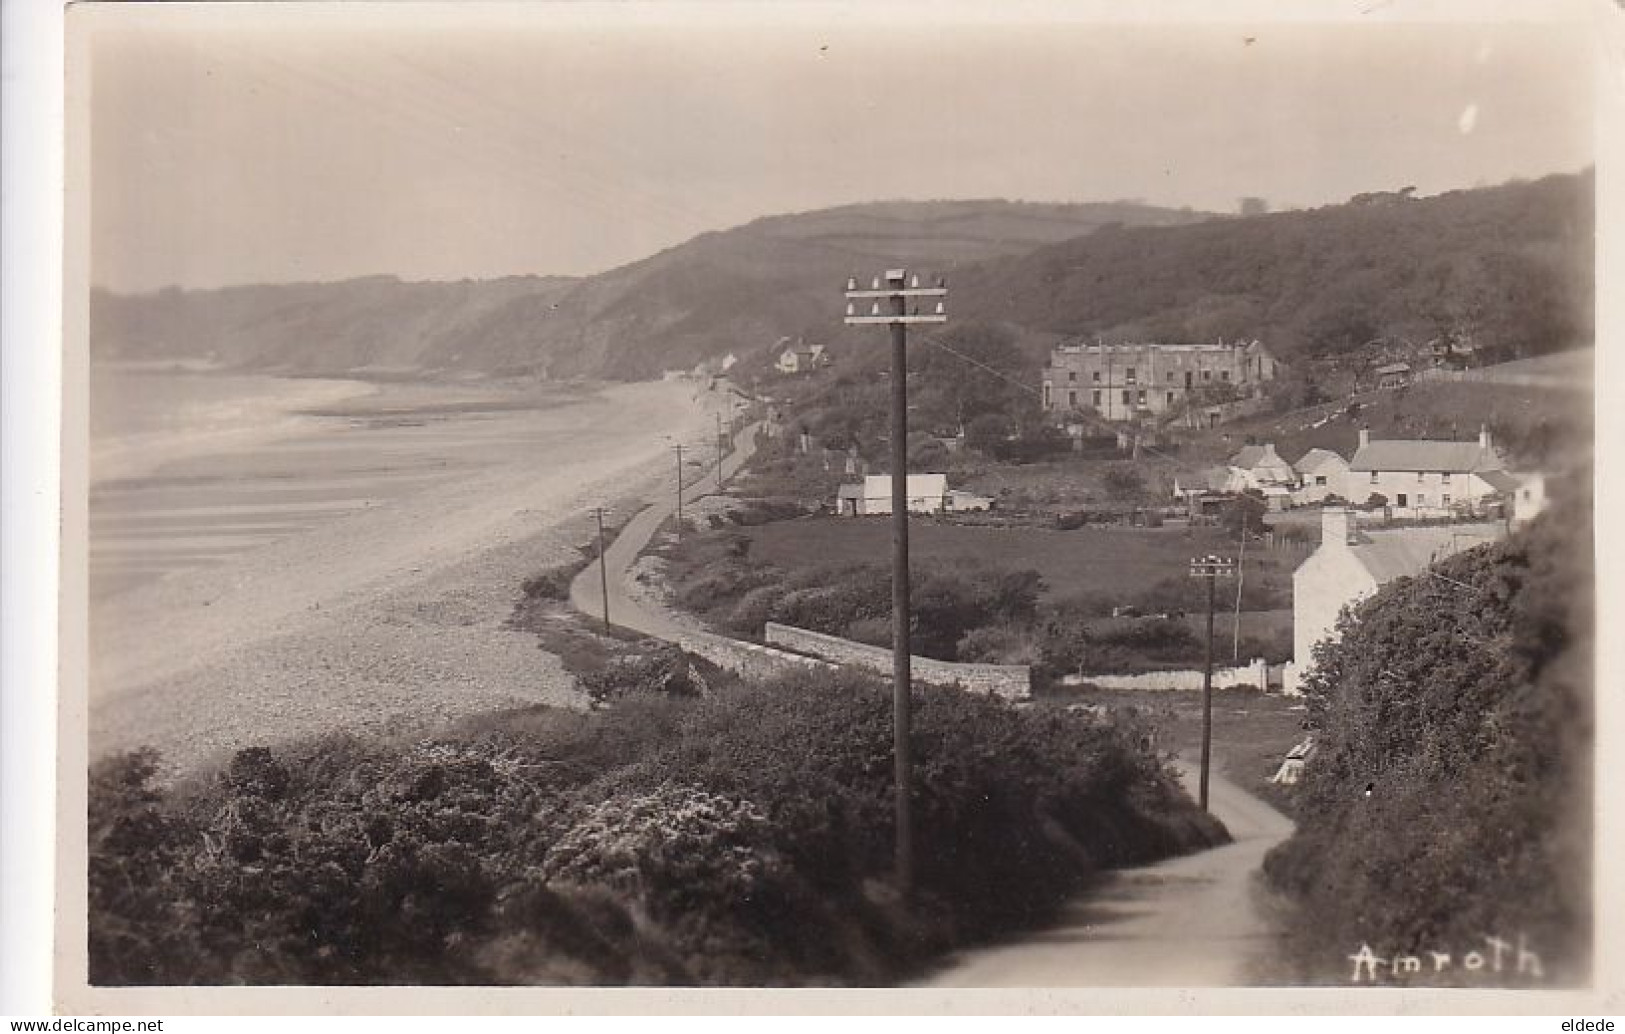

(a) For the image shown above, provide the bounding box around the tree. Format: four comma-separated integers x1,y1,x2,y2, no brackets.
910,322,1029,431
1222,493,1268,541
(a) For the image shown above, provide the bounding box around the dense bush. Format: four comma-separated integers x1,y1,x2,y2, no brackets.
1262,485,1592,985
88,669,1224,986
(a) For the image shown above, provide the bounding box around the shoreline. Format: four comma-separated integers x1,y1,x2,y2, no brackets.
85,376,735,776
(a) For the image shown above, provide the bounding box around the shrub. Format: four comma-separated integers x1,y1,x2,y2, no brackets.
1262,490,1592,984
89,665,1224,986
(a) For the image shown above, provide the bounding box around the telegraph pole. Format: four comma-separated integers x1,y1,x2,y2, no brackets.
716,411,727,491
1189,553,1236,812
592,507,611,628
845,268,947,900
672,443,685,541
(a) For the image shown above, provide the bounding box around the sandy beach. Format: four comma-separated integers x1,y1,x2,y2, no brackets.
86,374,735,774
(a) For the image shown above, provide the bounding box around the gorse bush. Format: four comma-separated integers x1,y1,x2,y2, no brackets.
88,669,1223,986
1262,483,1592,985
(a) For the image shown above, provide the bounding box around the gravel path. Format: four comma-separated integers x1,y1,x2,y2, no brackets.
88,379,733,777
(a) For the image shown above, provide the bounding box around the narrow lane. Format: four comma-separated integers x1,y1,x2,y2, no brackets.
915,767,1294,987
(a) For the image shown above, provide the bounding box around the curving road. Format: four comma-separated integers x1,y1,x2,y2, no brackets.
569,420,761,639
914,766,1294,988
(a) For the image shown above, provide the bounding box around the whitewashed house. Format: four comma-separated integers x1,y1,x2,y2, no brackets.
1291,448,1350,505
775,340,828,374
837,473,949,516
1346,427,1509,518
1283,507,1504,693
1511,471,1550,528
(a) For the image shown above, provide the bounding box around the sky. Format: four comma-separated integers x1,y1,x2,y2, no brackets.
82,1,1600,294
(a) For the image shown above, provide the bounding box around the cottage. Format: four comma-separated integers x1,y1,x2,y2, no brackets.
836,473,949,516
1283,507,1503,693
1291,447,1351,505
775,339,828,374
1374,361,1413,389
1227,443,1296,493
1347,427,1508,518
1510,472,1549,528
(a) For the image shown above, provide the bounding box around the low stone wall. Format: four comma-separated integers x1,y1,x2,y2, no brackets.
676,630,832,682
1066,657,1270,693
763,622,1032,701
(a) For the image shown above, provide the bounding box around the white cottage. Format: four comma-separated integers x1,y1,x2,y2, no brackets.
1346,427,1508,518
1291,447,1350,505
1283,507,1503,693
837,473,949,516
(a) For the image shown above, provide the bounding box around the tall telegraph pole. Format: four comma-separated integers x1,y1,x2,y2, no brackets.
672,443,685,541
844,268,947,899
1189,553,1237,811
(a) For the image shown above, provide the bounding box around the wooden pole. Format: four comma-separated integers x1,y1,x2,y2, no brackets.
594,508,610,629
1201,568,1216,811
889,291,915,902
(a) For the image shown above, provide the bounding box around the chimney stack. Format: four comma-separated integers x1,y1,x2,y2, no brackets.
1358,428,1371,450
1322,506,1355,548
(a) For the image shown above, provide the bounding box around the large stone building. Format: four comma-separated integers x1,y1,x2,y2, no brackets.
1040,339,1279,421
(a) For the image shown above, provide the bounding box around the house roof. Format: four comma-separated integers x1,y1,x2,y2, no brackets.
1229,443,1290,470
1349,524,1502,582
1477,469,1521,494
837,484,865,500
1293,448,1347,475
1375,362,1412,375
1349,439,1501,473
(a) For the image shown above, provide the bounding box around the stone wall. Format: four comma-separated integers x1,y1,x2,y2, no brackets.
1065,657,1270,692
675,630,832,682
763,623,1031,701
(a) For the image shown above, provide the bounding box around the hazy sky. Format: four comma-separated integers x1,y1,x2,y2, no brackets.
84,2,1598,294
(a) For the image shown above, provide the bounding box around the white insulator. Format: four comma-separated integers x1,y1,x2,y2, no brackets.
846,303,855,316
934,301,945,315
871,302,880,316
871,276,880,290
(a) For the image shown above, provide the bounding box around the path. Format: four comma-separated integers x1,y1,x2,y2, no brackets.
915,767,1294,987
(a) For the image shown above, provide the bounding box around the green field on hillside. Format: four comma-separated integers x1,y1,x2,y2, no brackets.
740,516,1295,605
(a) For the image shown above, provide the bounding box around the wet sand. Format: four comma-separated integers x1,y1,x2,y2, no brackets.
87,376,733,774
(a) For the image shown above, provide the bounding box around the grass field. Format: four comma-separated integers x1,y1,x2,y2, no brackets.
741,516,1295,605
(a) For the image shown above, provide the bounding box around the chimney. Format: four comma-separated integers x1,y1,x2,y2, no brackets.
1322,506,1355,548
1479,424,1491,450
1357,428,1371,450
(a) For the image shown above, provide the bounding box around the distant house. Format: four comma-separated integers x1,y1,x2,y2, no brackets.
775,339,828,374
837,473,949,516
1347,427,1508,517
1291,447,1350,505
1510,472,1549,528
1283,507,1504,693
1226,443,1296,493
947,489,994,512
1375,362,1413,389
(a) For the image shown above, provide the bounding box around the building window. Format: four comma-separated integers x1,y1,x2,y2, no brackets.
1397,493,1408,507
1417,494,1427,507
1126,367,1137,384
1092,371,1101,383
1137,390,1147,405
1043,385,1052,408
1068,390,1077,408
1443,494,1452,507
1166,391,1175,405
1315,475,1327,486
1203,370,1212,381
1068,371,1077,382
1167,371,1175,382
1122,390,1132,405
1370,471,1380,483
1418,471,1426,482
1442,472,1451,484
1221,370,1231,382
1092,389,1101,407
